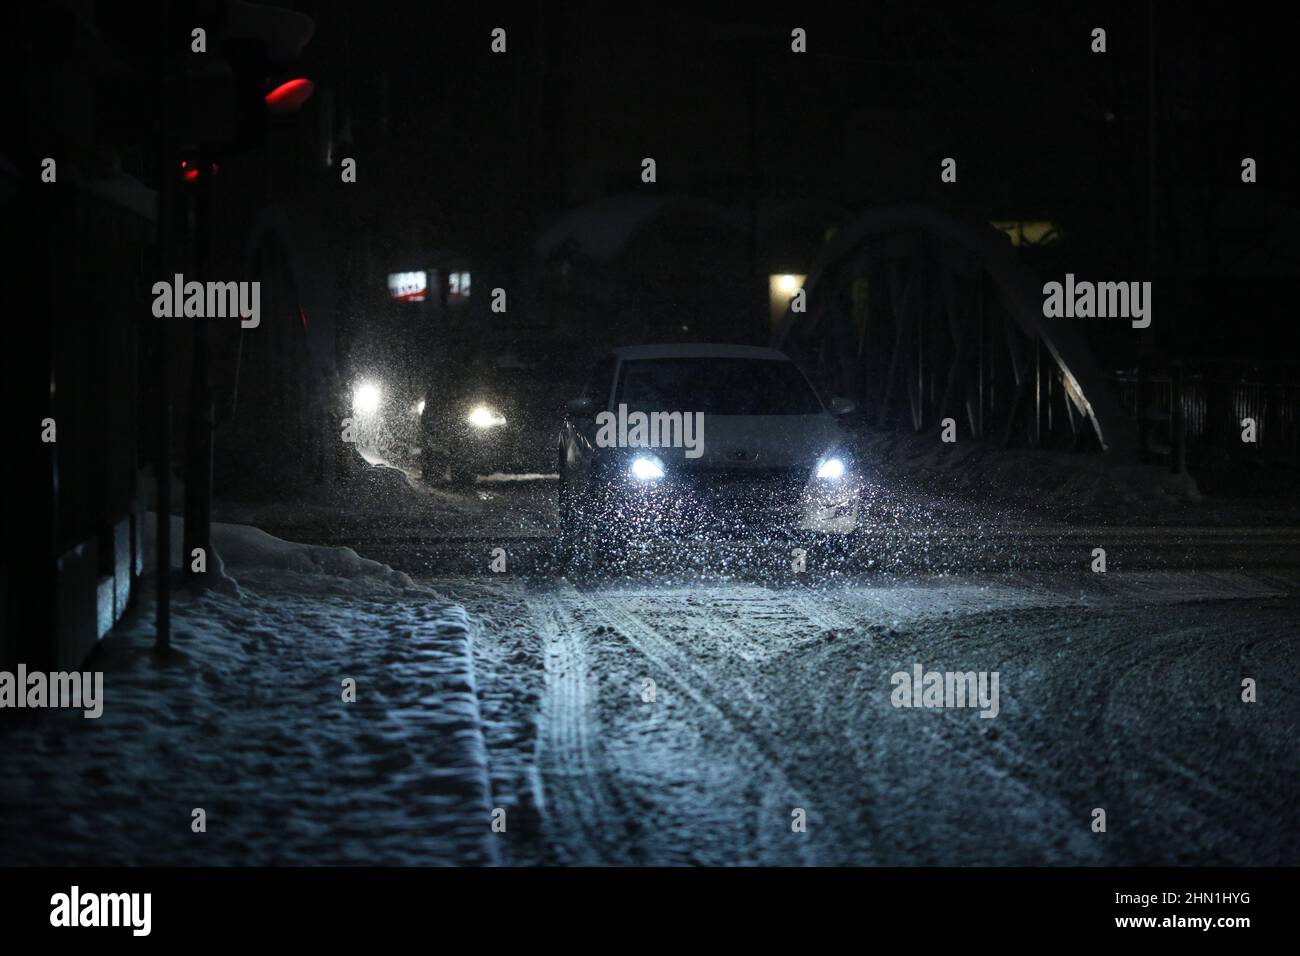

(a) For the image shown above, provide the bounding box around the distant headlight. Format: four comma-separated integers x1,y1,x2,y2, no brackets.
415,398,426,416
629,455,665,481
353,381,382,417
467,405,506,429
816,457,846,480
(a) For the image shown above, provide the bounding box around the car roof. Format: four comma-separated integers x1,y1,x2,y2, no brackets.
611,343,794,361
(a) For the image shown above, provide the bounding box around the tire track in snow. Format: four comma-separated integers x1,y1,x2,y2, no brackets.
676,585,885,861
439,562,1300,865
561,582,834,865
696,585,894,862
1096,622,1300,864
534,592,635,864
791,585,1162,863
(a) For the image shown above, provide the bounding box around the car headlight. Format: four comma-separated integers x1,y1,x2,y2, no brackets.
353,381,382,417
816,456,846,480
629,455,665,481
467,405,506,429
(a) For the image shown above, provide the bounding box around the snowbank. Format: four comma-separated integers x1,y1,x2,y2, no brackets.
211,451,485,530
0,519,497,865
214,521,418,589
851,429,1264,526
145,513,418,591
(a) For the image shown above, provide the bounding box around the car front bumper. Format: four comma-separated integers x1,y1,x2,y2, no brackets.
585,467,863,539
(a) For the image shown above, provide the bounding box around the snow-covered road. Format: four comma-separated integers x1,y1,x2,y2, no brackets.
236,471,1300,866
11,463,1289,867
434,568,1300,865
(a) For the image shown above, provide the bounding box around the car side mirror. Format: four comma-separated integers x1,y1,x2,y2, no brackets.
829,396,857,416
566,397,595,418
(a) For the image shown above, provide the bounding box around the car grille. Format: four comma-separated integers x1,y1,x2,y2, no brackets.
665,467,809,533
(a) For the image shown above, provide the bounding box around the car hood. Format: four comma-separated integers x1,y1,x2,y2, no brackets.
649,413,845,471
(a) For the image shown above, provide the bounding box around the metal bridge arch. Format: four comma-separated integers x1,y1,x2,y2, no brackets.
773,205,1135,453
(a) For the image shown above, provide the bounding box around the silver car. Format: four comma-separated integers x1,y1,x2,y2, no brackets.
557,344,863,570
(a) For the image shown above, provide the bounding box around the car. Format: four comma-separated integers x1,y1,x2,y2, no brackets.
420,336,588,483
556,343,863,570
347,371,426,461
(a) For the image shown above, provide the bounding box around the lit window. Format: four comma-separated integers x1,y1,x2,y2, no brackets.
988,221,1061,247
448,271,472,303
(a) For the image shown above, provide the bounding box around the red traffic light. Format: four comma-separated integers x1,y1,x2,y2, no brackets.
180,160,220,183
264,77,314,114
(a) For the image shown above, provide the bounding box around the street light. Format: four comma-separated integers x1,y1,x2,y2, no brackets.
769,273,807,330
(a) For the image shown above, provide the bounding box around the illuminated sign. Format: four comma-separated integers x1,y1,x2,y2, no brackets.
387,271,428,302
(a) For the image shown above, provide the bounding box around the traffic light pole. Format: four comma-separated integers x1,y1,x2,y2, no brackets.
153,7,178,656
182,169,214,588
156,376,172,657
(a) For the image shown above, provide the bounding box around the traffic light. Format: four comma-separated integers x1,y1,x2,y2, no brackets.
170,2,315,157
264,76,314,115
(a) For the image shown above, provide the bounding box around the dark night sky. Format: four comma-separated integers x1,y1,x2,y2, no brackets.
134,0,1286,361
12,6,1288,342
321,4,1290,234
329,4,1276,190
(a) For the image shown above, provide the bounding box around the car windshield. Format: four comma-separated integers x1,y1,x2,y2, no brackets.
616,357,824,415
454,341,587,390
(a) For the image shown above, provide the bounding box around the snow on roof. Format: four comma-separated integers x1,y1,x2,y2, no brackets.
612,344,793,361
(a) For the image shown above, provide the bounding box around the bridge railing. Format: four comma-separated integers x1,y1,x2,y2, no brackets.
1111,364,1300,471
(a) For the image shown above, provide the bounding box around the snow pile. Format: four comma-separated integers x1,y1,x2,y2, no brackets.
853,429,1213,524
214,521,418,590
144,514,419,591
479,472,559,482
213,451,481,530
0,521,497,866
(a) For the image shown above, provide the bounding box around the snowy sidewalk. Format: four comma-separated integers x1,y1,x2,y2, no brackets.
0,520,497,865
